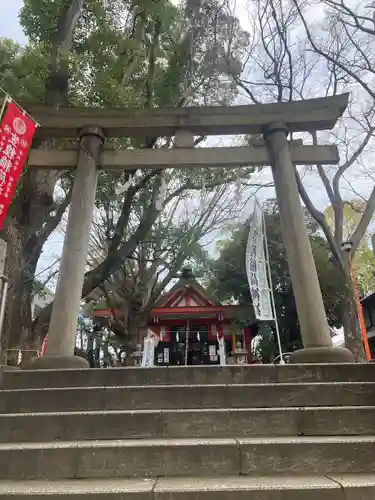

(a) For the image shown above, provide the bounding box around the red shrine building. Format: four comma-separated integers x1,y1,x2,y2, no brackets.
147,268,253,366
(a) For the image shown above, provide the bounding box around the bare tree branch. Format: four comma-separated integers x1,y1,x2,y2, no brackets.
292,0,375,101
294,165,345,272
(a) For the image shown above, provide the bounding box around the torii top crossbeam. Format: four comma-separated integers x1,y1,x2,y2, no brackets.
1,94,349,138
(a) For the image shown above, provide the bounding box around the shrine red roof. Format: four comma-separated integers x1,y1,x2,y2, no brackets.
156,268,218,308
91,268,252,321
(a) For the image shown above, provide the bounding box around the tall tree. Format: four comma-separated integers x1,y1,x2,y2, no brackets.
290,0,375,359
226,0,375,359
83,180,247,346
1,0,90,356
207,200,344,356
325,200,375,296
1,0,250,354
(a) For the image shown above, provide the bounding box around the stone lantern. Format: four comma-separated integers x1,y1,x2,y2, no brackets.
129,344,143,367
231,340,248,364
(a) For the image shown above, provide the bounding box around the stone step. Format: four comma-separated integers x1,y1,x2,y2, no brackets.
0,474,373,499
1,382,374,413
1,436,375,480
1,406,375,442
2,363,375,389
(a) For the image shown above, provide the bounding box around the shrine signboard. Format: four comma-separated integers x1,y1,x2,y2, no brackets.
0,100,37,228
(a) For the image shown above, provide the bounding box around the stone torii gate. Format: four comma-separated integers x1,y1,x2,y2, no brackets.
21,94,353,368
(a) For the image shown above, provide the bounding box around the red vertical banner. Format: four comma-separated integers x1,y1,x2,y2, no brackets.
39,334,48,357
0,101,37,229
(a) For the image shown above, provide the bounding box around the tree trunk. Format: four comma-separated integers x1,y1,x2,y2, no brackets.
3,242,44,363
2,169,59,356
0,219,23,364
0,0,87,358
342,291,366,361
1,0,86,358
1,212,43,363
9,282,35,361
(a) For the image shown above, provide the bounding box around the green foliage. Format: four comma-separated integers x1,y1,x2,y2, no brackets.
20,0,73,44
207,200,345,355
0,38,49,210
325,200,375,296
19,0,247,109
2,0,251,350
77,315,125,367
252,326,278,363
325,201,366,242
354,244,375,296
0,38,47,103
17,0,251,223
11,0,249,211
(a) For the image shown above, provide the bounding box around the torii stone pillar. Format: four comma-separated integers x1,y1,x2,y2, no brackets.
30,126,104,369
264,122,353,363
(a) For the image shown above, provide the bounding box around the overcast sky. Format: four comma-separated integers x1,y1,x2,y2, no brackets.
2,3,26,44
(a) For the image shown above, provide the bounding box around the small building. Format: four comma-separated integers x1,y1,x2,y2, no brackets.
92,267,255,366
147,268,254,366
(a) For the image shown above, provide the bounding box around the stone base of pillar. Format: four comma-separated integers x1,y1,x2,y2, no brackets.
289,346,354,364
23,355,90,370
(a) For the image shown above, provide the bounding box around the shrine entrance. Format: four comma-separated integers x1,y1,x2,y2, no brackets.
148,268,253,366
20,93,354,368
155,324,219,366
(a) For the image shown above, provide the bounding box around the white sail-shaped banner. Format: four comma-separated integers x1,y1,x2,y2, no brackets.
218,336,226,365
245,198,274,321
141,337,156,367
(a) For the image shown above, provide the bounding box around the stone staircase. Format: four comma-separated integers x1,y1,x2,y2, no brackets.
0,364,375,498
